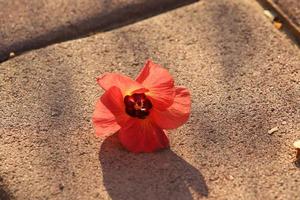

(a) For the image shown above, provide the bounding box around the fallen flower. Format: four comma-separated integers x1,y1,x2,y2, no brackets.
92,60,191,153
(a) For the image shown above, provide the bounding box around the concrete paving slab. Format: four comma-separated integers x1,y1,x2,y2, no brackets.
0,0,299,199
0,0,196,62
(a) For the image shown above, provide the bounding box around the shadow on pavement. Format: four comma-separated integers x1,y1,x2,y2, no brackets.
0,177,10,200
1,0,198,62
99,135,208,200
0,188,10,200
295,160,300,168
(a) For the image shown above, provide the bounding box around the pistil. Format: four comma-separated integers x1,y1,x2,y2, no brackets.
124,93,152,119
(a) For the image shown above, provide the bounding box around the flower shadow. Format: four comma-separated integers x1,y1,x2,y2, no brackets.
99,135,208,200
0,188,10,200
0,176,10,200
294,160,300,168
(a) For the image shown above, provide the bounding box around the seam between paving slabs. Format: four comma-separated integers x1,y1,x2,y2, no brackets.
0,0,198,63
256,0,300,47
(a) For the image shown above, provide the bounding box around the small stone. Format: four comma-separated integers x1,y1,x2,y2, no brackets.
209,176,219,181
226,175,234,180
264,10,276,21
9,52,15,58
51,110,61,117
281,121,287,125
59,183,64,191
268,127,279,135
293,140,300,148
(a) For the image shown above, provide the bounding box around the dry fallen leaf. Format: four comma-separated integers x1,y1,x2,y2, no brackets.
273,21,282,29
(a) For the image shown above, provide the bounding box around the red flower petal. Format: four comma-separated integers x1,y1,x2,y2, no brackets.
92,98,120,137
150,87,191,129
100,86,130,126
136,60,175,110
118,119,169,153
97,73,148,96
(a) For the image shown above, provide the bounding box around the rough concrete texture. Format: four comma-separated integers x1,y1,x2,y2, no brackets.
0,0,196,61
0,0,300,199
273,0,300,27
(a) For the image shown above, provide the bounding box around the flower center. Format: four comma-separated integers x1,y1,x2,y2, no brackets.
124,93,152,119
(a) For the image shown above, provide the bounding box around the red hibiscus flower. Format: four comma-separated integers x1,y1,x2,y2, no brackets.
92,60,191,153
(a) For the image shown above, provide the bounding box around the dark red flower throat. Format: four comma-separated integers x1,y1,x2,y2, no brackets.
124,93,152,119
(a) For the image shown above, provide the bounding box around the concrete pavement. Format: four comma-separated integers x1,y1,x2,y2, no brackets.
0,0,299,199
